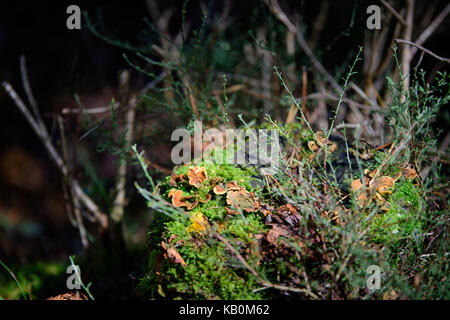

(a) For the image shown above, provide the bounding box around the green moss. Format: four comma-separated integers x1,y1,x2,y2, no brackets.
163,239,263,299
138,161,269,299
138,213,267,299
227,214,265,243
195,199,226,220
369,179,423,244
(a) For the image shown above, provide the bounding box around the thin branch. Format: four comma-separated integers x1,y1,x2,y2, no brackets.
19,55,42,127
58,116,88,248
264,0,296,34
62,103,119,114
401,0,415,94
265,0,342,93
2,80,108,230
412,3,450,58
395,39,450,64
111,94,137,222
379,0,407,26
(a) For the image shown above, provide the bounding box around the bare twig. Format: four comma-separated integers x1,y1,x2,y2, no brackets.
62,103,119,114
309,0,329,49
265,0,342,93
111,71,137,223
401,0,415,93
19,56,42,127
58,116,88,248
379,0,407,26
2,80,108,231
395,39,450,64
412,3,450,58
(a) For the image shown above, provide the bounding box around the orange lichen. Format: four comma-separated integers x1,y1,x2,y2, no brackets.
351,178,368,206
169,173,185,186
352,175,396,207
226,189,260,212
371,176,395,195
226,181,241,191
187,166,208,188
213,183,227,195
168,189,199,210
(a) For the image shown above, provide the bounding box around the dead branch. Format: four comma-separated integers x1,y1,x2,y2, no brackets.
412,3,450,58
379,0,407,26
20,56,43,130
58,116,88,248
111,71,137,223
395,39,450,64
401,0,415,93
2,80,108,233
62,102,119,114
265,0,342,93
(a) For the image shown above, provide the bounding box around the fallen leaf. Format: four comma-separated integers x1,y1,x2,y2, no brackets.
277,205,302,227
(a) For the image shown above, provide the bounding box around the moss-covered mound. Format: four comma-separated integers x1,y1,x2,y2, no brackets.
136,163,269,299
135,138,428,299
